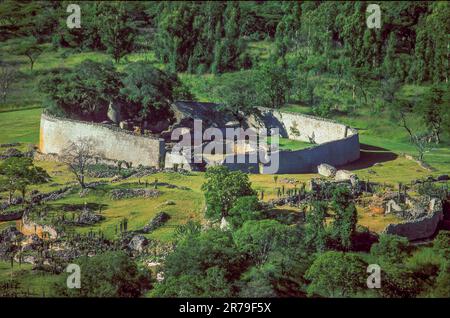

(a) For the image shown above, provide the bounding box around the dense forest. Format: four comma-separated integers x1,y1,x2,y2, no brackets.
0,1,449,298
1,1,448,142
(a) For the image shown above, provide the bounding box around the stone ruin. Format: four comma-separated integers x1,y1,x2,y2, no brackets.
383,198,444,241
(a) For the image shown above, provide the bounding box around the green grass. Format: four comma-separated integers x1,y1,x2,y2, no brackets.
0,108,42,144
267,136,312,150
0,261,61,297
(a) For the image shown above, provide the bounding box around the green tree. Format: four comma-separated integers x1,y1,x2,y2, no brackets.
152,266,233,297
98,2,137,63
228,195,262,229
120,62,179,131
214,71,259,123
257,62,292,109
56,251,151,297
305,251,367,297
330,186,358,250
201,166,256,220
14,37,42,70
233,220,292,265
160,229,242,286
370,234,411,264
305,201,328,252
415,85,449,144
0,157,49,204
39,60,122,120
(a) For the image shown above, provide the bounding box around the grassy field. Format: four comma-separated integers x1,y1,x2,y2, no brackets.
0,39,448,238
1,107,449,239
0,261,61,297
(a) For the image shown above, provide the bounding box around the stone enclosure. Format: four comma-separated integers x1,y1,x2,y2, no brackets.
39,103,360,174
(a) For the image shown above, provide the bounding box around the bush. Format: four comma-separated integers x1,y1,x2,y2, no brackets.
55,251,151,297
370,234,411,264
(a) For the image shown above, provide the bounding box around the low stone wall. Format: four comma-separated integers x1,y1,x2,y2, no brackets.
40,113,165,168
383,198,444,241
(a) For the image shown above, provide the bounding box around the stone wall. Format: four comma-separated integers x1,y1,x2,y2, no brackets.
260,133,360,174
250,108,360,174
383,198,444,241
40,106,360,174
40,113,165,168
252,107,353,144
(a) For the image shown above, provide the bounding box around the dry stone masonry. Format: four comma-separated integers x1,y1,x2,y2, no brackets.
39,103,360,174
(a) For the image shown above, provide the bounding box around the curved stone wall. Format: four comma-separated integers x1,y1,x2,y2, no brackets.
250,107,360,174
40,105,360,174
40,113,165,168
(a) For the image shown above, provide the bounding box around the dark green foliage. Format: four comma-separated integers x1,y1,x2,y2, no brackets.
305,251,367,297
201,166,256,220
152,266,233,298
227,195,262,229
163,229,240,277
56,251,151,297
154,2,247,74
39,60,122,121
97,2,137,63
415,84,449,144
120,62,179,127
370,234,411,264
213,71,260,121
433,231,450,259
233,219,292,266
330,186,358,250
305,201,328,252
257,61,292,109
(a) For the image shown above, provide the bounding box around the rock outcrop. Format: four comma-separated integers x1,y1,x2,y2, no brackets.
142,212,171,233
317,163,337,177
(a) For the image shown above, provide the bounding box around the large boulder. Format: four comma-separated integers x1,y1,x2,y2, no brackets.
335,170,356,182
107,101,123,124
128,235,148,253
317,163,337,177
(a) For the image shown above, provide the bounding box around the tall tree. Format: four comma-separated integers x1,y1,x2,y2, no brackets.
201,166,256,220
98,2,137,63
330,186,358,250
0,157,49,204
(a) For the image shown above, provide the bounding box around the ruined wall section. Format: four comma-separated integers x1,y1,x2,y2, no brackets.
40,113,165,168
250,107,360,174
383,198,444,241
253,107,352,144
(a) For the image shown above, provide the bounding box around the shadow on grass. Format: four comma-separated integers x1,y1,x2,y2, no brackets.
265,208,305,225
342,143,398,171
